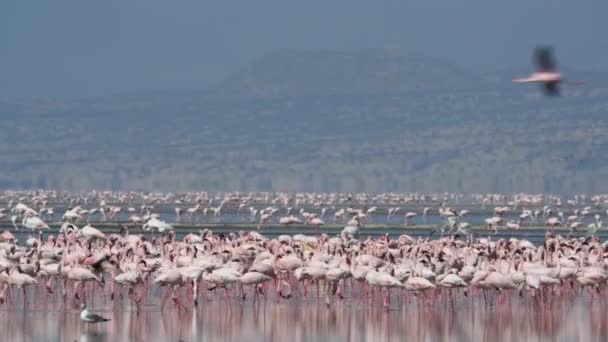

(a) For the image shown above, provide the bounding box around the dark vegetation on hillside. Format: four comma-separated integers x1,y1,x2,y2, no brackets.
2,48,607,193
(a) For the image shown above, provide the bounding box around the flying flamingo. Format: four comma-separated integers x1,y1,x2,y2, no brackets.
513,46,583,96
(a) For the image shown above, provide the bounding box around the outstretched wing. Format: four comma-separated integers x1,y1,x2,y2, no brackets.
533,46,557,72
542,81,560,96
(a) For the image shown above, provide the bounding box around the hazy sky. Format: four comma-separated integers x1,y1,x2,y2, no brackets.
1,0,606,97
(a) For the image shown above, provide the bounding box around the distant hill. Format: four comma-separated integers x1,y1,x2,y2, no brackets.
206,48,486,100
1,48,608,193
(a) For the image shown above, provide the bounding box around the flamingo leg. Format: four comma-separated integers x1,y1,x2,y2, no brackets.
193,280,199,306
384,288,390,308
45,277,54,294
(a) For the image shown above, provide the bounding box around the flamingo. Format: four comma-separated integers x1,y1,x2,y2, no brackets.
404,212,417,226
279,215,302,225
506,220,520,230
404,276,436,293
66,265,104,300
10,215,18,230
306,216,324,227
586,215,602,238
143,218,174,233
154,268,186,307
239,272,272,300
545,217,563,230
22,216,50,231
63,209,82,222
365,269,404,308
1,267,38,305
174,207,182,221
80,224,106,241
387,207,400,222
341,218,361,239
203,267,241,302
485,216,503,232
513,46,583,96
438,271,468,296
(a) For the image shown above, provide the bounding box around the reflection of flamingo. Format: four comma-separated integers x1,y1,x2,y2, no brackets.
513,46,583,96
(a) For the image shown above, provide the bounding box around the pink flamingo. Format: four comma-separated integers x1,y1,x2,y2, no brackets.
1,267,38,306
306,216,324,228
513,46,583,96
545,217,563,230
404,212,417,226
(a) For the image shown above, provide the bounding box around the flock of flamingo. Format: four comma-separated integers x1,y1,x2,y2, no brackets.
0,190,606,324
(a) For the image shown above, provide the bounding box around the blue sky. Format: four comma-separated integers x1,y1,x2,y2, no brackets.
1,0,606,97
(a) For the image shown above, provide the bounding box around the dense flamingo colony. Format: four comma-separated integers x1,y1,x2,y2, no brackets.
0,190,607,310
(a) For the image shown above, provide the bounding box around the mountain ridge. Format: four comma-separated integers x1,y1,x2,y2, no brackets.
205,48,486,101
1,48,608,193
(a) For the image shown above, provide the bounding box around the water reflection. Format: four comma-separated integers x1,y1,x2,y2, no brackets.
1,292,607,342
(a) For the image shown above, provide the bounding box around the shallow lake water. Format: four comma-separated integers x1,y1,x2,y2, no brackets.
2,287,607,342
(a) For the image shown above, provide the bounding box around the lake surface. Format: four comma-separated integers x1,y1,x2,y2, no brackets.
2,287,606,342
9,202,601,228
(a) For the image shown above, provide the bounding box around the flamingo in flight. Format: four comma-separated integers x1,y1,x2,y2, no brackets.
512,46,583,96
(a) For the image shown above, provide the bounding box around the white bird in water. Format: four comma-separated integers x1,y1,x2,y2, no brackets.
80,304,111,324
